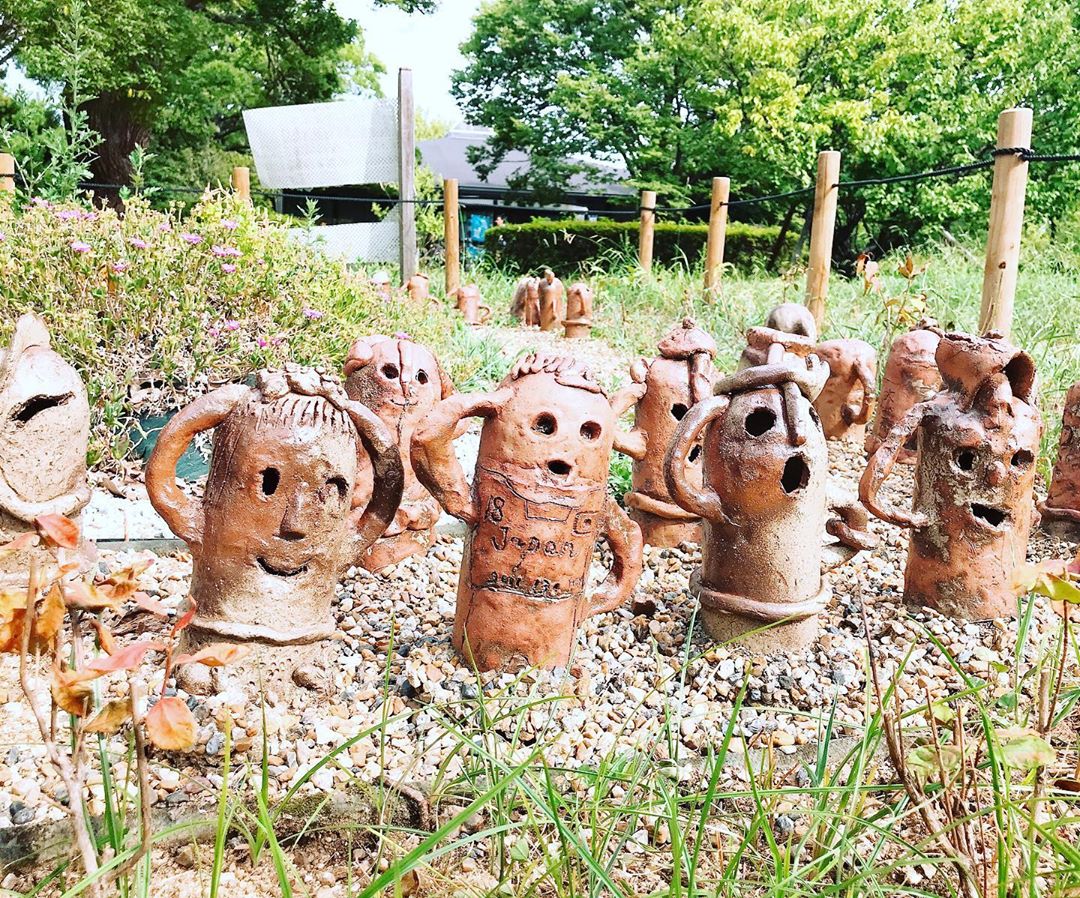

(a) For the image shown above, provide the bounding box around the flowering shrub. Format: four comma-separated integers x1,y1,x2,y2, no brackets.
0,190,476,466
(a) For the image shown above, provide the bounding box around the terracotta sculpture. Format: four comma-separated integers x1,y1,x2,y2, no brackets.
371,270,393,301
866,320,943,463
344,335,455,570
861,332,1042,619
412,353,644,671
1041,381,1080,541
615,319,717,547
146,365,404,690
0,315,91,587
405,273,431,303
664,341,875,649
738,303,818,370
511,276,540,326
538,269,565,332
454,285,491,326
812,339,877,442
563,283,594,339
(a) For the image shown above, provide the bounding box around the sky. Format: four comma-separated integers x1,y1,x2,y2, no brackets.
333,0,482,126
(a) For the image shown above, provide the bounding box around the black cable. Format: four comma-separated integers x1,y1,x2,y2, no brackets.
836,158,995,189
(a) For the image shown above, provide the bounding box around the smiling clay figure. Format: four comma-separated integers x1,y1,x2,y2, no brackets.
0,314,91,587
146,365,403,691
344,334,456,570
860,331,1042,619
411,353,644,671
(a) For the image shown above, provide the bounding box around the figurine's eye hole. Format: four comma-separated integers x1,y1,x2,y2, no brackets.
671,403,688,421
1011,449,1034,468
416,369,429,385
955,449,976,472
745,408,776,436
689,444,702,463
326,476,349,501
382,363,400,379
533,413,557,435
261,467,280,496
13,393,69,424
580,421,601,441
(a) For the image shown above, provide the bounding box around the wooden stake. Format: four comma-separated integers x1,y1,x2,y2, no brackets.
805,150,841,329
231,166,251,204
0,154,14,194
444,178,460,297
978,107,1033,337
639,190,656,272
397,68,418,285
703,177,730,299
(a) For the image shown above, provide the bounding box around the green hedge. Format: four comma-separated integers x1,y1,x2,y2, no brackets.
483,218,791,271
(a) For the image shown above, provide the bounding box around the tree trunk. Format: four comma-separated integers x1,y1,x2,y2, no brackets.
83,93,151,206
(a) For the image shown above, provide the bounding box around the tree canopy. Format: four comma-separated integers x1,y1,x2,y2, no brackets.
452,0,1080,252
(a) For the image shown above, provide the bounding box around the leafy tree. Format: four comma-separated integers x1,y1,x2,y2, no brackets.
453,0,1080,254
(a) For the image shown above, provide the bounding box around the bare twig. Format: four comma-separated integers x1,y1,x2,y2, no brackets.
112,676,153,879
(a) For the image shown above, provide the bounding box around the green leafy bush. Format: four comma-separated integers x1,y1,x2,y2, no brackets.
0,191,484,467
482,218,790,272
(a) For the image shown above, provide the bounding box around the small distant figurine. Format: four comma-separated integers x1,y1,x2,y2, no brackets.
1039,380,1080,542
0,314,91,587
616,319,717,547
371,270,393,301
412,353,644,671
866,319,943,463
404,273,431,303
738,303,818,370
538,269,565,332
146,366,403,692
345,335,456,570
861,332,1042,619
511,276,540,327
812,339,877,442
664,338,875,649
563,283,594,339
453,284,491,326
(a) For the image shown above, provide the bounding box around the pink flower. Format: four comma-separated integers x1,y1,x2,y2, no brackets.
158,221,172,232
221,219,239,231
208,327,220,338
56,209,80,221
70,240,91,254
0,233,6,243
112,260,130,273
30,197,51,208
128,237,148,250
181,233,202,245
302,308,324,321
394,331,411,340
270,334,286,347
212,245,241,258
223,320,240,332
257,337,268,348
221,263,237,274
80,211,98,222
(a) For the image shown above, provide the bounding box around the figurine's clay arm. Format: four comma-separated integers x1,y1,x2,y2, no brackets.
411,389,513,527
145,384,252,548
0,478,90,525
822,491,879,569
851,357,876,425
859,405,930,529
609,381,647,459
663,395,731,524
588,497,644,617
338,399,405,551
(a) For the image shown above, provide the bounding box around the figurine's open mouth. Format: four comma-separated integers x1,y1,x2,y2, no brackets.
257,557,309,577
781,455,810,494
970,503,1008,529
546,459,573,479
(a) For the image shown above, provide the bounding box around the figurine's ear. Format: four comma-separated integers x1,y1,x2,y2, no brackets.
343,336,384,378
438,360,456,399
0,314,51,394
629,357,650,384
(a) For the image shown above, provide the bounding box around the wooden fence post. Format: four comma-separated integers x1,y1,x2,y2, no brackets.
703,176,730,299
638,190,656,272
231,166,251,204
397,68,418,285
444,178,460,298
978,107,1033,337
804,150,841,329
0,154,14,194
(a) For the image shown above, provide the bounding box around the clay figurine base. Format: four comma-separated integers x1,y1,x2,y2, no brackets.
629,508,701,549
700,607,819,654
361,527,435,572
564,323,591,339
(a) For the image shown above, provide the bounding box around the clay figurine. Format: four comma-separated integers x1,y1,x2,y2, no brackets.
511,276,540,326
563,283,594,339
615,319,717,547
737,303,818,370
865,319,943,463
412,353,644,671
861,332,1042,619
345,335,456,570
1041,381,1080,541
0,314,91,587
538,269,565,332
812,339,877,442
454,284,491,326
664,340,876,649
146,365,404,691
405,273,431,303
